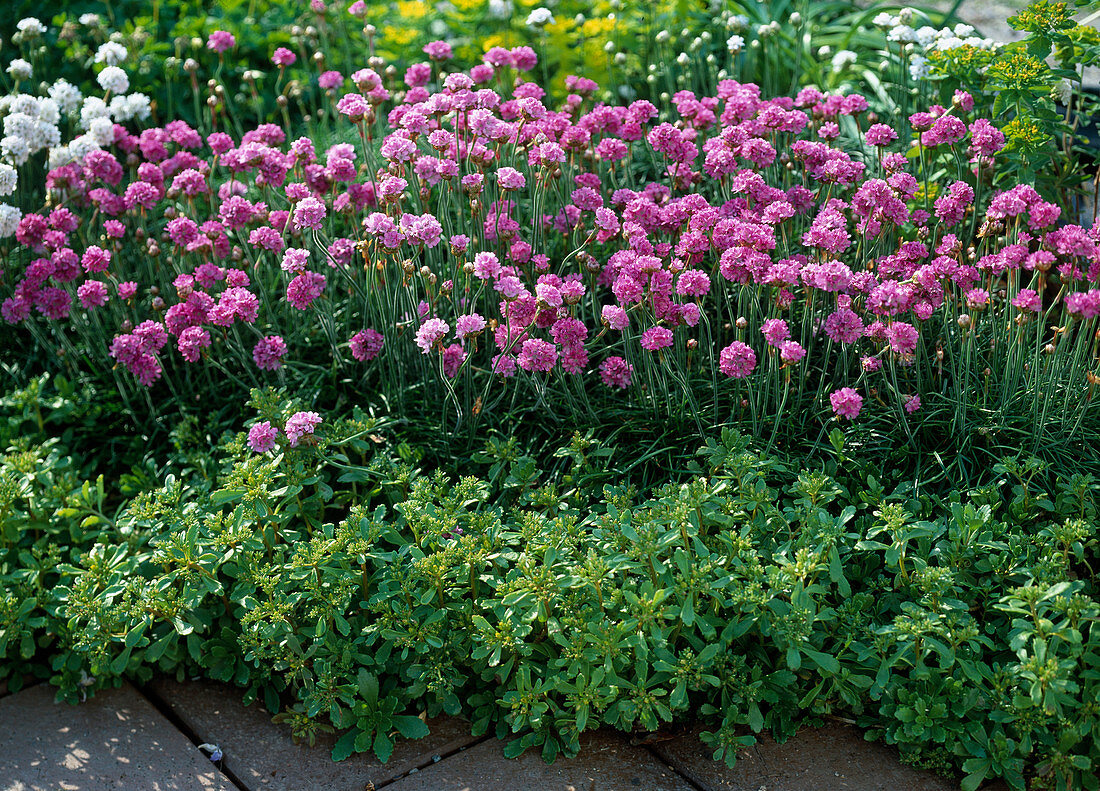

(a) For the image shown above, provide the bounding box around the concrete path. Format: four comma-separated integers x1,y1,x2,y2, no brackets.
0,677,1003,791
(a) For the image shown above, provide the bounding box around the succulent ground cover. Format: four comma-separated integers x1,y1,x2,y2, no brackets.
1,2,1099,789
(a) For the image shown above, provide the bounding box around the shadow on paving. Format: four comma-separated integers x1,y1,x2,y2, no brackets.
0,682,231,791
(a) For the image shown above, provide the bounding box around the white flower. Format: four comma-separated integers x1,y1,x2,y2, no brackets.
79,13,101,26
655,30,670,44
1055,78,1073,104
727,14,748,31
676,52,690,66
0,204,22,238
89,116,115,146
831,50,857,70
125,93,152,121
487,0,512,18
94,42,129,66
6,59,32,81
887,25,916,43
48,80,84,115
37,98,60,126
67,134,102,163
525,7,554,27
0,164,17,196
727,34,744,52
935,36,965,51
915,26,939,48
48,145,74,169
16,18,46,36
80,97,111,130
3,112,36,140
1,135,31,165
97,66,130,95
953,23,975,38
872,12,898,28
909,54,930,80
9,94,40,117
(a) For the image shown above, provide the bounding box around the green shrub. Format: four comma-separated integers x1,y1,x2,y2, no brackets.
2,386,1098,789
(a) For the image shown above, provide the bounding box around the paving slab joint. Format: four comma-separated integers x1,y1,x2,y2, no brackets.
374,732,496,788
642,743,711,791
138,680,252,791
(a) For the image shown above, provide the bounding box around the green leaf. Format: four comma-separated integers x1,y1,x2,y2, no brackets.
392,715,430,740
374,732,394,763
332,730,358,762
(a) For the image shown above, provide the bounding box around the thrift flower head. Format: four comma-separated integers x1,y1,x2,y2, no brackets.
599,356,633,389
293,197,326,230
284,411,321,447
416,318,449,353
719,341,756,378
248,421,279,453
830,387,863,419
207,31,236,53
253,335,288,370
640,326,674,352
350,329,384,361
272,47,297,67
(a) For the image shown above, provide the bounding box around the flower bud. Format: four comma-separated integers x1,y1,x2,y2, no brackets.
957,314,971,329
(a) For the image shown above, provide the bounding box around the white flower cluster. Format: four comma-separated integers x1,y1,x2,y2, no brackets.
873,14,1000,80
0,203,22,238
525,7,554,27
94,42,129,66
0,94,61,165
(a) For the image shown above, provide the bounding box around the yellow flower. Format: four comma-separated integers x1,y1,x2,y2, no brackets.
986,52,1049,90
381,24,419,47
1008,1,1075,34
396,0,430,18
1003,117,1051,153
450,0,483,11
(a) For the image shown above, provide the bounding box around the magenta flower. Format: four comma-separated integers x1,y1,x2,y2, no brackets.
350,329,384,361
779,340,806,364
517,338,557,372
77,281,109,309
286,271,326,310
248,421,279,453
830,387,863,420
496,167,526,191
719,341,756,378
455,313,487,341
206,31,236,53
1012,289,1041,312
271,47,297,67
640,326,674,352
599,357,633,389
284,411,321,447
253,335,288,371
416,318,449,353
292,197,326,231
761,318,790,347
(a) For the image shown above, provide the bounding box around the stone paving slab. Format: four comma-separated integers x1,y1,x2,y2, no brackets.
649,724,958,791
385,728,696,791
147,677,481,791
0,681,231,791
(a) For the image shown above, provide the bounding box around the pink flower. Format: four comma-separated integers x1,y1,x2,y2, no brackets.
779,340,806,364
719,341,756,378
416,318,449,353
640,326,674,352
761,318,790,346
455,313,487,340
602,305,629,331
496,167,526,191
517,338,557,372
272,47,297,67
286,271,326,309
1012,289,1041,312
118,281,138,300
253,335,288,370
293,197,327,230
207,31,236,53
281,248,311,273
177,326,211,362
77,280,109,309
284,411,321,447
885,322,919,355
336,93,370,120
82,246,111,273
830,387,863,420
864,124,898,147
423,40,453,61
248,421,279,452
350,329,384,361
904,394,921,414
472,251,501,280
599,356,633,389
441,344,466,377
